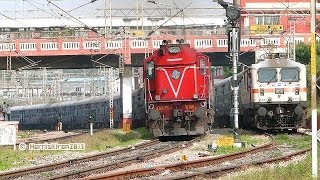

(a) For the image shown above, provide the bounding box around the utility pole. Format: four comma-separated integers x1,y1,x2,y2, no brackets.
310,0,317,178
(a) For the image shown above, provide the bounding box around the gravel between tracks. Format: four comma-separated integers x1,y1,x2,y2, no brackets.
94,131,269,177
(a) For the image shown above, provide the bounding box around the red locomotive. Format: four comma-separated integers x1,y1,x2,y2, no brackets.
143,40,214,137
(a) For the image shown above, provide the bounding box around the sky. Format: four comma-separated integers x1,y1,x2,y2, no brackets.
0,0,227,10
0,0,232,28
0,0,231,19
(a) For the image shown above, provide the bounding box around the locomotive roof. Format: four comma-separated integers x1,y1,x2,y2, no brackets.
149,43,208,65
10,93,120,111
252,58,306,69
214,58,305,87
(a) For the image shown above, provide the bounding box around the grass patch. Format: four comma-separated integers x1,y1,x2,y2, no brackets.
197,134,270,155
224,134,314,180
0,146,56,171
215,134,269,155
0,128,153,172
274,134,311,149
17,131,34,139
231,151,320,180
61,127,154,152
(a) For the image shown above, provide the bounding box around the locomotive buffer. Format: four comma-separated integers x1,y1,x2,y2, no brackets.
217,0,243,146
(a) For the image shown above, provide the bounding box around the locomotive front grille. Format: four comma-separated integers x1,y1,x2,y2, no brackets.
257,115,303,129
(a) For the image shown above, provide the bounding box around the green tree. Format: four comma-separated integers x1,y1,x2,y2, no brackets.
296,42,320,65
295,42,320,106
295,43,311,65
223,66,233,78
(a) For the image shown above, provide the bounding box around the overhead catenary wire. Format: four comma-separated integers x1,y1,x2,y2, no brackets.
68,0,98,13
47,0,98,33
147,2,192,37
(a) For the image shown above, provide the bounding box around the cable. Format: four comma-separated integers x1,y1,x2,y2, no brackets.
68,0,98,12
47,0,98,33
25,0,56,17
147,2,192,37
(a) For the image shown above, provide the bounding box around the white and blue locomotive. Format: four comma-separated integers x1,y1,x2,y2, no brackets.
214,53,307,131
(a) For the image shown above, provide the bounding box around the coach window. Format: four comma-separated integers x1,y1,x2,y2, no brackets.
281,68,299,82
258,68,277,83
146,61,154,79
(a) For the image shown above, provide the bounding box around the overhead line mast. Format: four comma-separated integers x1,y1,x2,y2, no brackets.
310,0,317,178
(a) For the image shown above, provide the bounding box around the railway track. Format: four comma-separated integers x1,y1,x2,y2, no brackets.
44,137,200,180
83,137,310,180
1,137,201,180
0,139,160,179
16,131,87,146
161,147,311,180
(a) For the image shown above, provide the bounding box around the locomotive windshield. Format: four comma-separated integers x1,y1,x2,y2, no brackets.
280,68,299,82
258,68,277,83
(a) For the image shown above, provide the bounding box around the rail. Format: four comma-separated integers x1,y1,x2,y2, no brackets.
0,139,160,179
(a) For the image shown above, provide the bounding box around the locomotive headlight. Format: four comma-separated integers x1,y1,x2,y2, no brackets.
148,104,154,110
294,105,304,116
168,46,180,54
258,107,267,116
295,87,300,95
193,94,199,99
275,88,284,94
260,88,264,96
200,101,206,107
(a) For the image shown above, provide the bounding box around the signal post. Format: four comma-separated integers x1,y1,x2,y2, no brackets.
217,0,242,143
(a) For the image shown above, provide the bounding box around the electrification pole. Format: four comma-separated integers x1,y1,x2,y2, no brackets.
310,0,317,178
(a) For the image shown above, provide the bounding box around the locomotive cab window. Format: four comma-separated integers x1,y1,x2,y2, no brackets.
146,61,155,79
258,68,277,83
200,58,206,75
280,68,299,82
